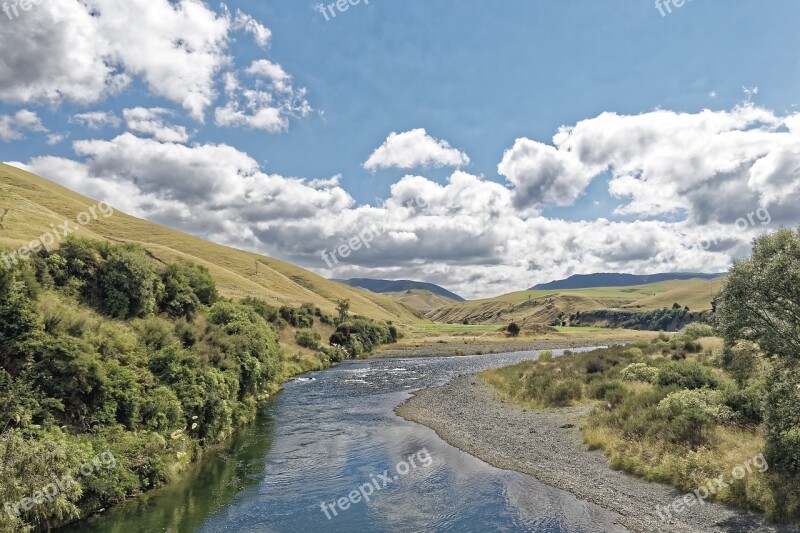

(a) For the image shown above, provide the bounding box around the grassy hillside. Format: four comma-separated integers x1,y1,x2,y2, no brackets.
427,279,721,327
0,163,419,331
383,289,459,313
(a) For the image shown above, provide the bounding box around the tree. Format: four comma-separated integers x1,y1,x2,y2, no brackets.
715,228,800,359
716,227,800,474
336,299,351,322
98,244,159,319
507,323,521,337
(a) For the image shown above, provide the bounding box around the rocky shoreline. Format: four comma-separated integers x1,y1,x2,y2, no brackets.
396,375,796,533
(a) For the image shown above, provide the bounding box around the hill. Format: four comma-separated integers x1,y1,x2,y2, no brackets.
336,278,465,302
383,289,460,313
428,278,721,328
531,272,724,290
0,163,419,329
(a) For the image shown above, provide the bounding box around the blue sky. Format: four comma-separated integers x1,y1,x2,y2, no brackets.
2,0,800,297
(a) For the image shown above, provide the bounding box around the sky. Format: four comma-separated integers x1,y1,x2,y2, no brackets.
1,0,800,299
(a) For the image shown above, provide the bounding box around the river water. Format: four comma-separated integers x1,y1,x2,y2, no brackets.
68,349,626,532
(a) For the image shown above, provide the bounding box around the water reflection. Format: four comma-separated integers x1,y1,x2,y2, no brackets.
66,349,627,533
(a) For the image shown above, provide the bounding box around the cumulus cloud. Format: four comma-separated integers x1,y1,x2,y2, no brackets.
231,9,272,48
0,0,230,119
498,138,598,209
0,110,46,141
364,129,471,171
214,61,310,132
72,111,121,129
123,108,190,143
0,1,303,128
8,104,800,298
497,104,800,226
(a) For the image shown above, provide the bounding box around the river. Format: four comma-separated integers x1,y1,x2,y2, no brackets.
67,349,626,532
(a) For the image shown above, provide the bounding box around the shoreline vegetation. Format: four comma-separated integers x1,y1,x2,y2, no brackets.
396,374,788,533
0,236,399,532
399,228,800,530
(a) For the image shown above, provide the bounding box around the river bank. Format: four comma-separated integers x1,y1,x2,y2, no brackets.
396,374,795,533
373,334,652,359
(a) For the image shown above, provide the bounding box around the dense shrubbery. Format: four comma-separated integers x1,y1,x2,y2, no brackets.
480,330,777,517
329,318,398,357
568,307,711,331
0,237,395,531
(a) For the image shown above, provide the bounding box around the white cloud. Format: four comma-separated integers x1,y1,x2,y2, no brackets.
231,10,272,48
72,111,121,129
0,110,46,141
0,1,300,125
364,129,471,171
497,138,598,209
46,132,69,145
10,104,800,299
246,60,292,93
123,107,190,143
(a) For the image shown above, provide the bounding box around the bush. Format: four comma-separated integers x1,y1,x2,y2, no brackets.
622,347,644,358
295,328,322,349
657,360,719,390
765,360,800,475
657,389,733,447
720,340,761,385
543,380,582,407
538,350,554,362
721,382,765,425
589,380,628,406
98,244,159,319
329,318,396,357
507,323,521,337
679,322,716,341
585,357,607,374
620,362,659,383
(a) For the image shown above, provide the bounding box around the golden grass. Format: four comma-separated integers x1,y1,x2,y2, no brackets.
0,164,424,355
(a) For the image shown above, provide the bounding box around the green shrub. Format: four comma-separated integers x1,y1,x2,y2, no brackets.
721,382,765,425
329,318,396,357
543,380,582,407
765,360,800,475
620,362,659,383
622,347,644,358
657,360,719,390
720,340,761,385
679,322,716,340
589,380,628,406
585,357,607,374
538,350,554,362
295,328,322,349
657,389,733,447
98,244,159,319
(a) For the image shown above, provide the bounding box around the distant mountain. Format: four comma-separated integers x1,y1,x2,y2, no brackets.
336,278,465,302
531,272,725,291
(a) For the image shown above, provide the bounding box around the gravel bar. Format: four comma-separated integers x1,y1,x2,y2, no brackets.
396,375,797,533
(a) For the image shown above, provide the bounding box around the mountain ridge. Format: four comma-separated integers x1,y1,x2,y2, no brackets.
335,278,466,302
531,272,725,291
